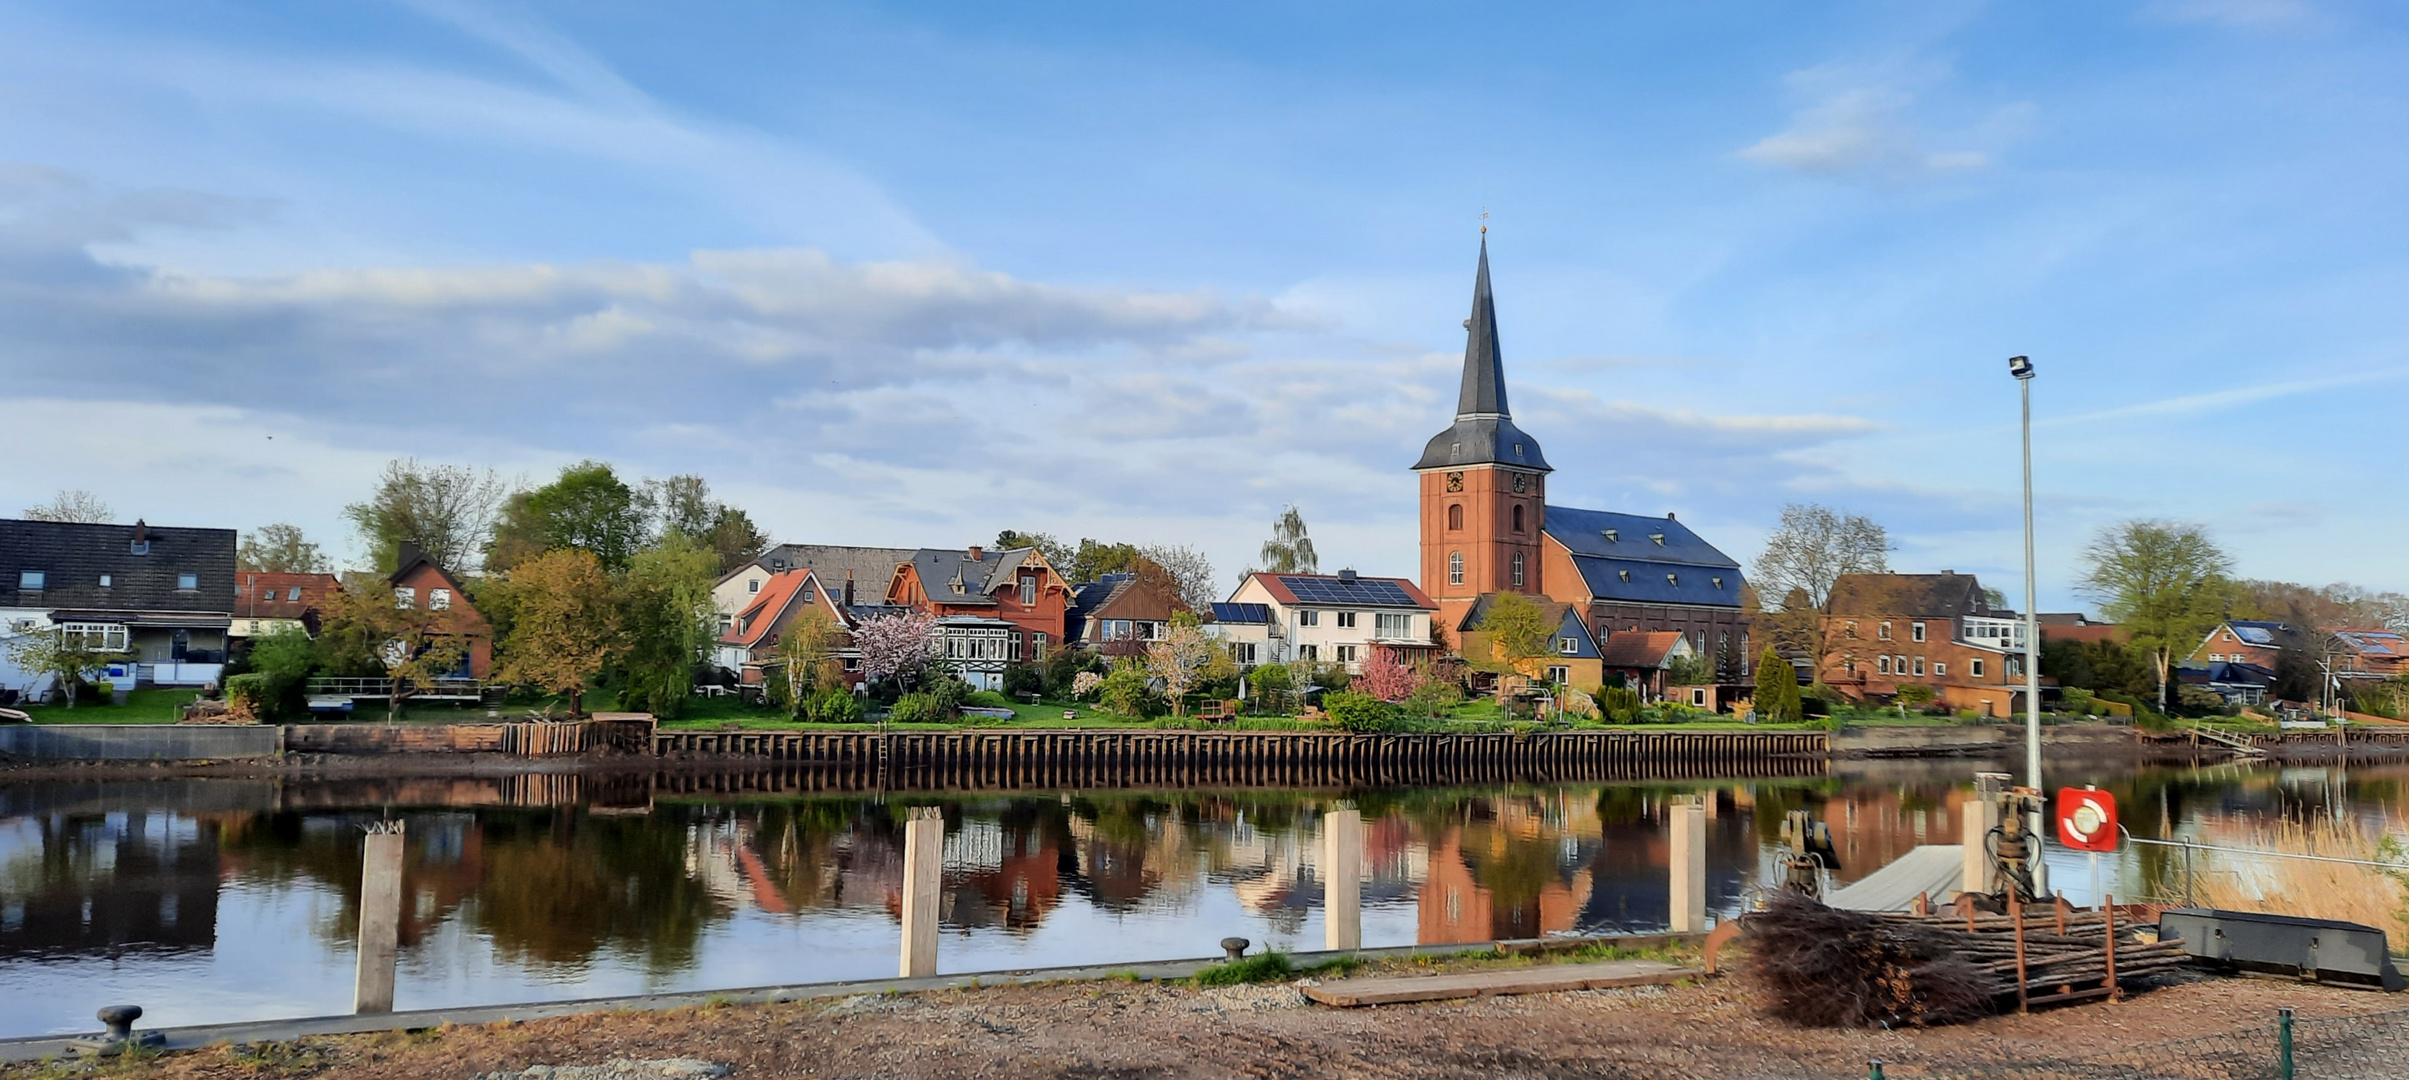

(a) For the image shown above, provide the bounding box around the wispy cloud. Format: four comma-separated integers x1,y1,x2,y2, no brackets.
1739,61,2028,180
2047,367,2409,425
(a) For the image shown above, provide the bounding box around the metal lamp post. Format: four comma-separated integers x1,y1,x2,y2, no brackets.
2010,355,2046,897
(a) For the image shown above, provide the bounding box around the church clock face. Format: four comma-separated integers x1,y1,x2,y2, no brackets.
1511,472,1528,493
1445,471,1464,492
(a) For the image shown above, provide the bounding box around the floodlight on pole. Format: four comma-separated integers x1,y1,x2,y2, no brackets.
2011,354,2046,897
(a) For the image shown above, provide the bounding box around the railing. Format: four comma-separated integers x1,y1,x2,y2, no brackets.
305,677,488,700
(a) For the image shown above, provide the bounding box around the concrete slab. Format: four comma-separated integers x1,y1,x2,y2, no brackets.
1827,844,1966,912
1301,959,1698,1007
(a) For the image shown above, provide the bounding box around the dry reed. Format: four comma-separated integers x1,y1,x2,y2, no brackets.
2187,817,2409,938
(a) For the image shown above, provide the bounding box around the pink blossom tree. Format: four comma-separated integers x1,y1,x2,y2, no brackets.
853,610,941,689
1355,646,1427,703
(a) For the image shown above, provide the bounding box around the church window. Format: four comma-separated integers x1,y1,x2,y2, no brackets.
1447,504,1463,531
1448,552,1463,586
1511,505,1525,533
1511,552,1525,587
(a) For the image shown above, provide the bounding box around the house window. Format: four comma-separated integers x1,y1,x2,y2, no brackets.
395,586,417,609
100,574,113,587
1231,642,1257,665
287,586,300,600
1336,644,1358,664
1878,621,1892,640
1299,610,1320,627
177,572,198,591
130,540,149,555
1559,637,1579,655
17,570,43,590
1448,552,1463,586
1911,622,1926,643
1843,658,1857,675
1376,613,1411,637
1845,620,1858,638
1138,621,1163,641
1547,665,1569,684
748,578,761,594
430,588,452,610
1020,575,1037,606
1511,505,1525,533
61,623,130,650
1878,655,1892,674
1336,612,1357,629
718,614,734,634
799,585,815,602
1971,658,1986,678
1033,632,1048,660
1511,551,1525,588
1934,662,1947,677
844,657,860,671
1447,504,1463,531
1691,688,1708,706
1912,656,1925,676
1299,644,1318,661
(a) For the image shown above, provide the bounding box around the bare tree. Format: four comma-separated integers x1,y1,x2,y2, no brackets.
344,458,511,573
1752,504,1890,683
2078,520,2232,710
1138,543,1218,610
20,490,113,523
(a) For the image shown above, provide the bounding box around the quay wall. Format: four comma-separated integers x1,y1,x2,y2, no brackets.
0,723,281,761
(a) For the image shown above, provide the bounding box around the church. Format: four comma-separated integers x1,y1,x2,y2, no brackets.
1414,238,1755,680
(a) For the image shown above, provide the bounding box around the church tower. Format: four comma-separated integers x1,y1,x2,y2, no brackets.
1414,236,1553,641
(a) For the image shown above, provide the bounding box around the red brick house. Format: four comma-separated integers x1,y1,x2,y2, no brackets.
389,542,492,679
1066,571,1191,659
2186,619,2300,669
1819,571,2036,717
230,571,343,640
887,545,1071,689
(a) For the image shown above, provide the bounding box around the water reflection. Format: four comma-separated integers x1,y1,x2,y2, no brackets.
4,760,2406,1037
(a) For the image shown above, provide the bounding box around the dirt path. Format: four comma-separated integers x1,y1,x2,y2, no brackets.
10,974,2392,1080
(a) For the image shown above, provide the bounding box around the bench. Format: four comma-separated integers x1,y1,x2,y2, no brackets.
1195,699,1241,724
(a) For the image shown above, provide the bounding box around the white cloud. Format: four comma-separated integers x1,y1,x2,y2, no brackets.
1739,64,2021,180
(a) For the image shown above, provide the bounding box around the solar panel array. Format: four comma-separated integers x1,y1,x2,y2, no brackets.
1211,602,1272,623
1276,575,1417,607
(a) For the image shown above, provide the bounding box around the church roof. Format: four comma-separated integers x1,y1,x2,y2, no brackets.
1413,237,1552,473
1543,507,1745,609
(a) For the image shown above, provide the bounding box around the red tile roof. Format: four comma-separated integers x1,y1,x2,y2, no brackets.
721,569,819,649
234,572,342,619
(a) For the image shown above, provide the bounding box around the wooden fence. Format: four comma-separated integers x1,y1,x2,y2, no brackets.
650,729,1828,791
283,716,655,757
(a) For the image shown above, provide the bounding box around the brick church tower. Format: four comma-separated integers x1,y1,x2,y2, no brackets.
1414,237,1553,642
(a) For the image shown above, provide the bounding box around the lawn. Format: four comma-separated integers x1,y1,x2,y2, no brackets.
11,687,204,724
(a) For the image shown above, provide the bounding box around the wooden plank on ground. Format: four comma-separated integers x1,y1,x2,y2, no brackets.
1301,959,1698,1007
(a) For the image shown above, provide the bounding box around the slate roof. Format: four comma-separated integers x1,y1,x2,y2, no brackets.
753,544,917,601
1826,573,1995,619
907,547,1037,606
1545,508,1740,568
1412,238,1552,474
1597,631,1691,670
1066,573,1135,642
0,518,237,617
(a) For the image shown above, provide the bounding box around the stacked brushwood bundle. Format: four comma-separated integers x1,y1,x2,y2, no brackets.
1739,893,2190,1028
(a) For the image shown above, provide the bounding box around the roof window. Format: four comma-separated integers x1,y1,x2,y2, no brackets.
100,574,113,587
18,570,45,590
130,540,149,555
1712,577,1724,589
1618,570,1630,582
1667,573,1679,585
177,572,198,591
1650,532,1666,545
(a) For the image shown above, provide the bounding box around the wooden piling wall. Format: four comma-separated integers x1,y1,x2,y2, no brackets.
650,729,1827,791
283,716,654,757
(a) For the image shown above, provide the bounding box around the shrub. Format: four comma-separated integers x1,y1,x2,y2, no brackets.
1405,676,1464,719
1002,663,1044,697
1754,647,1801,722
1893,684,1937,707
1191,950,1293,987
1597,686,1642,724
803,687,864,723
923,674,971,716
1098,663,1158,717
888,692,946,724
224,673,273,720
1044,647,1104,695
1323,691,1396,733
1070,670,1105,701
1248,662,1294,713
965,689,1015,709
2060,687,2097,714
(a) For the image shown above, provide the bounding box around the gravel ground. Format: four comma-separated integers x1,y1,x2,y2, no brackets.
4,975,2394,1080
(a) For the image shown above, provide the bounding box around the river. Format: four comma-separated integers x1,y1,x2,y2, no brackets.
0,756,2395,1038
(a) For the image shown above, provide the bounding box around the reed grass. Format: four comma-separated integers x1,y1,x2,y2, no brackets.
2187,817,2409,938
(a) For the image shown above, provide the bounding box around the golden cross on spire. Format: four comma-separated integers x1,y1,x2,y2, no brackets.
1480,208,1489,235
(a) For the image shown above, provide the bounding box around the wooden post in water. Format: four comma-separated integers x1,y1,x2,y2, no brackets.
900,807,943,978
1323,808,1362,952
354,821,405,1014
1670,800,1708,933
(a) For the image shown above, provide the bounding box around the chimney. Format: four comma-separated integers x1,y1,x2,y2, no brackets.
968,545,984,561
1942,569,1955,575
131,519,149,543
1666,512,1676,520
395,540,423,570
844,571,856,607
1338,568,1358,582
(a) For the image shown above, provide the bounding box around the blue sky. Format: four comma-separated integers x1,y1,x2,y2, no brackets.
2,0,2402,607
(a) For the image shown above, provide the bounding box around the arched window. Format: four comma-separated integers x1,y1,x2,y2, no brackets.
1511,551,1525,588
1447,503,1463,531
1511,504,1525,533
1448,552,1464,586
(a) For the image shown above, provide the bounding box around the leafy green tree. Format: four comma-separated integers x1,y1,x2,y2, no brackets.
1755,646,1801,721
646,475,769,574
1068,538,1146,584
772,607,847,713
497,548,623,717
490,461,648,571
313,580,470,721
239,523,333,574
1254,504,1318,576
2078,520,2233,710
1665,652,1711,687
2,626,132,707
1473,592,1553,678
245,624,320,717
994,530,1075,570
615,536,718,718
344,458,509,573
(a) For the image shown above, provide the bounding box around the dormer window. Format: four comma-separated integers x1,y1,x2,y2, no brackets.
1667,573,1679,586
1712,577,1724,589
1603,529,1618,542
1650,533,1665,545
1618,570,1631,582
18,570,44,590
130,540,149,555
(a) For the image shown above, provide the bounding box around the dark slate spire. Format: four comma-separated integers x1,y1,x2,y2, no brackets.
1457,236,1508,419
1412,234,1550,473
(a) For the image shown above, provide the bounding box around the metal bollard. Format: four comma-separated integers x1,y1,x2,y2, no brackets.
1868,1060,1885,1080
1221,937,1250,961
68,1005,162,1057
2277,1007,2294,1080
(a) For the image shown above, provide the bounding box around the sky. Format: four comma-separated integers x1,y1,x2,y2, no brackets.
1,0,2403,609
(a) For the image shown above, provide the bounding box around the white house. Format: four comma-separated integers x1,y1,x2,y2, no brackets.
1211,571,1439,673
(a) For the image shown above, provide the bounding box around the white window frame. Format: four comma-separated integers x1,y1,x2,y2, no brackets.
1971,658,1985,678
1559,637,1579,655
1546,665,1570,684
1298,644,1318,661
1020,576,1037,606
394,586,417,609
1877,655,1892,675
430,588,452,611
1912,656,1925,676
1375,613,1411,638
60,622,129,651
1231,642,1256,665
1511,551,1525,587
1336,644,1358,664
1878,621,1893,641
1336,611,1357,629
1911,621,1926,643
1448,552,1463,586
1933,661,1947,677
1299,610,1320,627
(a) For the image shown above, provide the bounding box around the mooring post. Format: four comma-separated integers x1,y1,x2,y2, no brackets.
353,820,406,1014
1323,807,1362,952
1670,800,1707,933
901,806,943,978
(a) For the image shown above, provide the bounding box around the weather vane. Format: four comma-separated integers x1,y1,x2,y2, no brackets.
1480,208,1489,235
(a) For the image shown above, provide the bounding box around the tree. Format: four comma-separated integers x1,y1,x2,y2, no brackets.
1137,544,1217,611
774,607,847,712
853,609,941,690
489,461,649,571
20,490,112,523
995,530,1075,571
244,624,320,718
314,580,470,721
345,459,509,573
1255,504,1319,575
1143,613,1219,716
614,536,718,718
1355,647,1428,703
1473,592,1553,689
2,625,132,706
2078,520,2233,710
699,506,771,576
646,475,770,575
1755,646,1801,721
497,548,623,718
1066,538,1146,584
239,523,332,573
1752,504,1890,682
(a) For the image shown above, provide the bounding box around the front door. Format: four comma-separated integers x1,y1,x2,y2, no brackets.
171,629,190,661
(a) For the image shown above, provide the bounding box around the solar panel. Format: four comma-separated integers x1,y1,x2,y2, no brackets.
1276,576,1416,607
